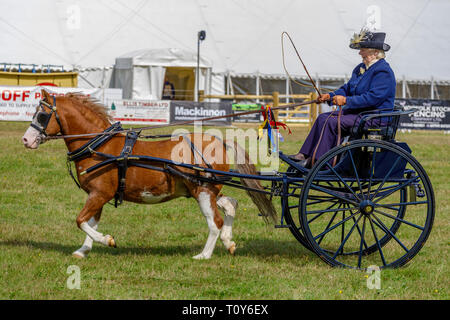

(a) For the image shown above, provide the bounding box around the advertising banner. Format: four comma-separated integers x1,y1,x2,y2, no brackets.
396,98,450,130
108,99,170,125
232,103,262,123
0,86,122,121
170,101,232,126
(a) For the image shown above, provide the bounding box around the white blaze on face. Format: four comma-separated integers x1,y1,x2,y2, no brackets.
22,126,42,149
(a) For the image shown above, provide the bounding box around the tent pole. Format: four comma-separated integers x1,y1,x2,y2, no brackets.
256,72,260,103
430,76,434,100
402,75,406,99
196,37,200,102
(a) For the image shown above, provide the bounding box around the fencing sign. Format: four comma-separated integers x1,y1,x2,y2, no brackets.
108,99,170,125
170,101,232,126
396,98,450,130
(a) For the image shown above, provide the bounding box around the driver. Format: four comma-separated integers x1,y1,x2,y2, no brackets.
289,29,396,167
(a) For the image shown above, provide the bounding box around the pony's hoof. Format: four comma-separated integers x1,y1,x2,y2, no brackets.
106,235,117,248
228,242,236,255
72,251,87,259
193,253,210,260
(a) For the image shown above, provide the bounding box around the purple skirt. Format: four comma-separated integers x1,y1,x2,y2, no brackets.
299,110,379,162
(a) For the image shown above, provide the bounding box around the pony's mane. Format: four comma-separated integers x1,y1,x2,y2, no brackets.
64,92,113,124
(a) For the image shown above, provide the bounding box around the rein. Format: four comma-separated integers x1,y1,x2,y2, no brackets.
43,99,318,141
310,107,342,166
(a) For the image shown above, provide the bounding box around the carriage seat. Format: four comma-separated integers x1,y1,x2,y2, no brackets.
348,104,417,142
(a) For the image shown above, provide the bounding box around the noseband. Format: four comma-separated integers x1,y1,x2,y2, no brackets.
30,98,64,137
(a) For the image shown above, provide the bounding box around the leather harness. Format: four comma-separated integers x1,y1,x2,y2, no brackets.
66,122,217,208
114,130,140,207
65,122,141,207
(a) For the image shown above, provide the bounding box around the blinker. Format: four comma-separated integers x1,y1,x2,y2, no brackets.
36,111,52,126
30,98,62,137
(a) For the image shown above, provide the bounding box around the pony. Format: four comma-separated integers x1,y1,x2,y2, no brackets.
22,90,276,259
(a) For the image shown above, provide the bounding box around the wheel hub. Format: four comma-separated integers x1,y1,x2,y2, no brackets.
359,200,374,215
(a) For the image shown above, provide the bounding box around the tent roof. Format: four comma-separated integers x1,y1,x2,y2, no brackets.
116,48,212,68
1,0,449,81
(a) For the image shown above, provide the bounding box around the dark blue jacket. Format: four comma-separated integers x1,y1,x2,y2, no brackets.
329,59,396,112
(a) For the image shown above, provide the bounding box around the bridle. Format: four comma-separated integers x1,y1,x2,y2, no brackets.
30,98,64,137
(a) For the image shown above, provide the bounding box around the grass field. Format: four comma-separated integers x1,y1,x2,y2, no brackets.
0,121,448,300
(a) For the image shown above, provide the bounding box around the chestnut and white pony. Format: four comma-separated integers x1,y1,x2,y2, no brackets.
22,90,276,259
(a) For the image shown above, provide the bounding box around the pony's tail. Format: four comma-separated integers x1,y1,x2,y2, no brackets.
225,140,277,224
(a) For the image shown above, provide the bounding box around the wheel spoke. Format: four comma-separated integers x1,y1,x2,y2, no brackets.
340,211,345,255
372,176,418,203
325,163,361,201
371,156,402,199
313,211,359,241
307,200,340,224
375,200,428,209
373,209,424,231
347,149,364,197
307,195,336,200
371,213,410,253
306,198,337,206
306,205,358,215
346,203,370,251
309,182,359,206
288,193,301,198
367,148,377,197
317,203,343,245
357,216,367,268
368,216,387,266
370,183,403,195
332,214,363,259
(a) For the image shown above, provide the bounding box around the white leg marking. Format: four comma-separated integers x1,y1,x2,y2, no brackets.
217,196,237,254
79,221,116,248
72,217,98,258
193,192,220,260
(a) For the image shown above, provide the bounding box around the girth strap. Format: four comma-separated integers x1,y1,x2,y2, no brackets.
114,130,140,207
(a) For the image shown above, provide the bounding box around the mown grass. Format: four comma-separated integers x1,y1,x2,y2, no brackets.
0,121,448,300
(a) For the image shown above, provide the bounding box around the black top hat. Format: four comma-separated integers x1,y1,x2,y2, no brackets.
349,29,391,51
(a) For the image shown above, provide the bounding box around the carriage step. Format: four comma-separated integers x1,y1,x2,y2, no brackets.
257,213,291,228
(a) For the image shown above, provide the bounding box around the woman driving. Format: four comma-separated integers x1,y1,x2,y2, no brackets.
289,29,396,167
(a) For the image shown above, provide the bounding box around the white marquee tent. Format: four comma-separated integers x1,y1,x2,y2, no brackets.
1,0,449,98
111,48,215,100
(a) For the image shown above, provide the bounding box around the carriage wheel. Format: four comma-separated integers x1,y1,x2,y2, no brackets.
284,157,407,256
299,140,435,269
282,169,313,251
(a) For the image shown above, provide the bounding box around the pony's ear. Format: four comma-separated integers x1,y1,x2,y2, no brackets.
41,89,51,102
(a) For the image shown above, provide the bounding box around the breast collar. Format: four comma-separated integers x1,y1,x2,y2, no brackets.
67,122,123,162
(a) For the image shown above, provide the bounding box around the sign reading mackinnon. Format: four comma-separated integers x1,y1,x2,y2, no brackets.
170,101,232,126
